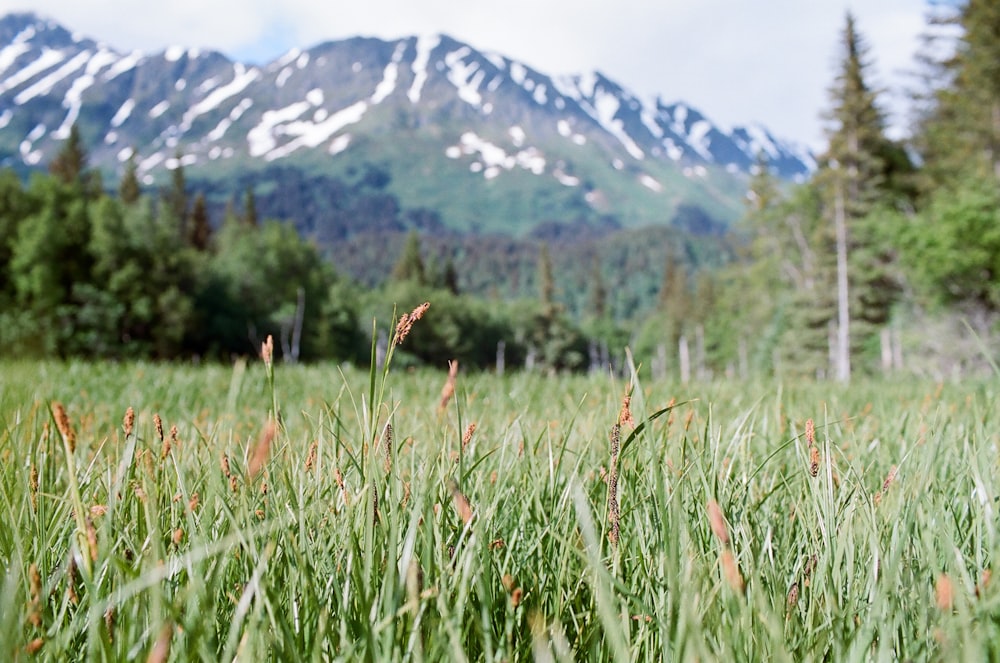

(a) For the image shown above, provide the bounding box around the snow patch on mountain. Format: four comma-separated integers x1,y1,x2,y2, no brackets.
408,35,438,103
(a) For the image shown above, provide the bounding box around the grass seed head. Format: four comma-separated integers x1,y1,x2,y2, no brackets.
936,573,955,611
449,479,473,525
25,638,43,655
619,392,635,429
395,301,430,345
123,407,135,438
462,422,476,452
153,413,164,443
809,444,820,478
147,622,173,663
247,419,277,479
260,334,274,368
304,440,319,473
382,424,393,474
52,402,76,453
720,549,745,594
805,418,815,447
786,582,799,611
438,360,459,413
29,464,38,510
707,500,729,546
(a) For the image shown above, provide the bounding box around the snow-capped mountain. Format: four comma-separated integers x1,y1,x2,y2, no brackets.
0,12,814,236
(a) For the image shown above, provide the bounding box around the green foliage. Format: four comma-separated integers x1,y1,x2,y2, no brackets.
901,175,1000,310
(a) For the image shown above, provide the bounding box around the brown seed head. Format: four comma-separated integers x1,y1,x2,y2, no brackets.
172,528,183,545
936,573,955,611
804,418,815,447
220,454,231,478
787,582,799,610
382,424,394,473
438,359,459,413
619,392,635,429
29,464,38,510
707,500,729,546
462,422,476,452
148,622,173,663
394,301,430,345
720,549,745,594
25,638,44,655
510,587,523,608
247,419,277,479
809,445,820,478
123,407,135,438
188,492,199,512
260,334,274,368
304,440,319,473
449,479,473,525
153,413,164,443
52,402,76,453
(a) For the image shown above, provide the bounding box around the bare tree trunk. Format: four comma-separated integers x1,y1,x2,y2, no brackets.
290,287,305,363
695,323,706,380
496,340,505,376
679,334,690,384
834,183,851,383
880,327,892,374
892,324,903,371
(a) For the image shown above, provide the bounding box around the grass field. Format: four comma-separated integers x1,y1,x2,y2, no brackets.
1,325,999,661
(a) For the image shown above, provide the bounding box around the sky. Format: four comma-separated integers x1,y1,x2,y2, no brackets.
1,0,931,150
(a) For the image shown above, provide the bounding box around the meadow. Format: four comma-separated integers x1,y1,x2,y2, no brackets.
1,316,999,661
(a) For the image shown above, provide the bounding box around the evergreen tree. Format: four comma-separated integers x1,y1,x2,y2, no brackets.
537,242,556,316
163,152,188,235
391,231,426,284
49,123,88,188
244,186,258,227
189,192,212,251
917,0,1000,184
119,152,141,204
587,255,607,320
811,12,902,379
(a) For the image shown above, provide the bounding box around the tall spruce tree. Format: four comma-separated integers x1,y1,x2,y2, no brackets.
119,152,141,205
813,12,898,380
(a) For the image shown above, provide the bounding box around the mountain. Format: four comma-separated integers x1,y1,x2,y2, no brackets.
0,11,814,245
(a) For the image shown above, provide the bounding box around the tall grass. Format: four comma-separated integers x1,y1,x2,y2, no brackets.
0,342,999,660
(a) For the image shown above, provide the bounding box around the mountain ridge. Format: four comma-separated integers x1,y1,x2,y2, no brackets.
0,11,814,239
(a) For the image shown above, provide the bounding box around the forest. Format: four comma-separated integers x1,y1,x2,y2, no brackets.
0,1,998,380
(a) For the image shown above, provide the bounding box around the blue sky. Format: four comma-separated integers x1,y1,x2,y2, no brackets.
1,0,931,150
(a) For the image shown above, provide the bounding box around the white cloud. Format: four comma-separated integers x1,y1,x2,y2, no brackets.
3,0,929,149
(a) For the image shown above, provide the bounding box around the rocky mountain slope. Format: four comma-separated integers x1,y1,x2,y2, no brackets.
0,11,813,239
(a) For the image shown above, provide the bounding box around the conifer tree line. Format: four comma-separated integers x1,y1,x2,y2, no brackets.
0,3,997,378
